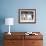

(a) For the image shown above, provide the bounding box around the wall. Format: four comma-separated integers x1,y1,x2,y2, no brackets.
0,0,46,46
0,0,46,32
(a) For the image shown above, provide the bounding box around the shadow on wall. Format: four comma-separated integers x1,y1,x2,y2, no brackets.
0,16,5,46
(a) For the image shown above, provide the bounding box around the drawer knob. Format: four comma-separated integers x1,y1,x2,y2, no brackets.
32,42,35,44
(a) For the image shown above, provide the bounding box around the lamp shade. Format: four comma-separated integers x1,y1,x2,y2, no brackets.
5,18,14,25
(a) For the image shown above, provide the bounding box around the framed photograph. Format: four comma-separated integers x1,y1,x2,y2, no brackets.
19,9,36,23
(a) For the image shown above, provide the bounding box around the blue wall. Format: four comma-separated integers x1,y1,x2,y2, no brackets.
0,0,46,46
0,0,46,32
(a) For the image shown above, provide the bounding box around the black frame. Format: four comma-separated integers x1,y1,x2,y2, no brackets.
19,9,36,24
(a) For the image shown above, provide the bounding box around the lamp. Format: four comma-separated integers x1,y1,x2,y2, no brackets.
5,18,14,35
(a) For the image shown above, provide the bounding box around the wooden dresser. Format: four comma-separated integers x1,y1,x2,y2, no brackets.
4,32,43,46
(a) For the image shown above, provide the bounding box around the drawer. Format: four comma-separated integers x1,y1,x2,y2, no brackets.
24,40,43,46
4,40,16,46
32,40,43,46
4,40,24,46
25,35,43,40
4,35,24,40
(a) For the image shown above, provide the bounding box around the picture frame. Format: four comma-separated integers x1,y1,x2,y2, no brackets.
19,9,36,23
